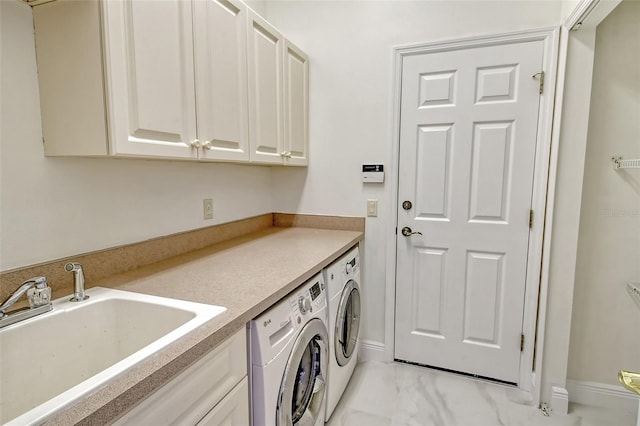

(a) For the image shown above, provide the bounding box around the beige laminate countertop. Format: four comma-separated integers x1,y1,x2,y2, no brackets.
46,226,363,425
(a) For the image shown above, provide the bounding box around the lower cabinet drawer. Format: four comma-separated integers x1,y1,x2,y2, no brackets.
196,377,249,426
114,328,247,426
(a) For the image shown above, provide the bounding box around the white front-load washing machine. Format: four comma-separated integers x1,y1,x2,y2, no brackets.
323,245,361,421
249,272,329,426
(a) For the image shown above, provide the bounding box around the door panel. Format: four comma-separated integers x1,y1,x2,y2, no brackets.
419,71,456,107
283,40,309,166
247,10,284,164
412,247,447,337
194,0,250,162
129,2,182,139
469,121,513,222
463,250,505,345
395,40,543,384
416,125,452,219
103,0,198,159
196,379,249,426
475,65,517,103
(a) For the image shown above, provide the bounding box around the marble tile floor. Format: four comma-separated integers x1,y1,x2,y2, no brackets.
326,361,637,426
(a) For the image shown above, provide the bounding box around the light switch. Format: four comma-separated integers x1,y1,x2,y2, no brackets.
367,199,378,217
203,198,213,220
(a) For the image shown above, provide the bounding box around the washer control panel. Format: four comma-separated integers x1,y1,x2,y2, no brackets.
298,296,312,314
290,275,325,323
343,247,360,278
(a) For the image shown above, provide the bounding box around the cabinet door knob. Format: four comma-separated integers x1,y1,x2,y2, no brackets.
203,140,213,151
285,151,292,159
190,139,201,149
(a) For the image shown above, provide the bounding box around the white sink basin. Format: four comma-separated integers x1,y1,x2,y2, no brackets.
0,287,226,425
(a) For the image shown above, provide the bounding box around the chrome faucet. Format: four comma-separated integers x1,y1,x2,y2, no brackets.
65,262,89,302
0,276,53,328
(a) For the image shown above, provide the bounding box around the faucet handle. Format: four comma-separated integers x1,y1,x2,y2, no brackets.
31,276,49,288
0,276,50,315
27,277,51,308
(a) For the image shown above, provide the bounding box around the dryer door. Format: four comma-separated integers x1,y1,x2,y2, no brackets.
277,318,328,426
335,279,361,366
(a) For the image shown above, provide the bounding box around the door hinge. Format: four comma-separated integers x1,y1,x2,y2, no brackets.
529,209,534,229
532,71,545,94
520,333,525,351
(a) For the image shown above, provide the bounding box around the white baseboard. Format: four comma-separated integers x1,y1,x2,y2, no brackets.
567,379,639,412
551,386,569,414
358,339,386,362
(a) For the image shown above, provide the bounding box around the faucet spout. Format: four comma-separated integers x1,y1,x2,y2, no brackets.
65,262,89,302
0,277,48,316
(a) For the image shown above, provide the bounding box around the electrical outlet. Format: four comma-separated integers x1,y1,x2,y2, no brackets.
203,198,213,220
367,199,378,217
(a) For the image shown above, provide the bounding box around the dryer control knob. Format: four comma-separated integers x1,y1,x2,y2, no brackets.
298,296,312,314
345,263,353,275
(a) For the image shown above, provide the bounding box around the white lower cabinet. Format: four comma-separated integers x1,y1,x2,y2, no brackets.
113,329,247,426
196,378,249,426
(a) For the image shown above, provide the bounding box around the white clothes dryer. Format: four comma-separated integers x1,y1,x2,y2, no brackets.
249,273,329,426
323,245,361,421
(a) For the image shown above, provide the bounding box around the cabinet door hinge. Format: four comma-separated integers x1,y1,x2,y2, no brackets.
520,333,525,351
529,209,534,229
532,71,545,94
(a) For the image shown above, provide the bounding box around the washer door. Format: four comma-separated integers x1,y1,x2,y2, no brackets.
276,318,328,426
335,279,361,366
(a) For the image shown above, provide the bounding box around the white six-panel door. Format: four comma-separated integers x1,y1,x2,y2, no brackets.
103,0,198,159
394,40,544,384
193,0,250,162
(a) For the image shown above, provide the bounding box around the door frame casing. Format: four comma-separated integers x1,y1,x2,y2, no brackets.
384,27,560,395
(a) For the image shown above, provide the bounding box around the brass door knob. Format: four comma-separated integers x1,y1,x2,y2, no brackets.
401,226,422,237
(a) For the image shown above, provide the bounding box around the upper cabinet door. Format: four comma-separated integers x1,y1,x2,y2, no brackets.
283,40,309,166
247,9,285,164
193,0,250,162
102,0,199,159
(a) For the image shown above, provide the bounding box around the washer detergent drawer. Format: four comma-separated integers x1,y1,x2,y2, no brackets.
114,329,247,426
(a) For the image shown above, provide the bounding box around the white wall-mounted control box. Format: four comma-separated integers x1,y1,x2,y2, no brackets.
362,164,384,183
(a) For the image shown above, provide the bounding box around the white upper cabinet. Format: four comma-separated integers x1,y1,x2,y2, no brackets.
283,40,309,166
103,0,199,159
247,10,285,165
193,0,250,162
34,0,308,166
247,11,309,166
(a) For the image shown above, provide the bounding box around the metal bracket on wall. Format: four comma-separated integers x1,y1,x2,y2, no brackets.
611,156,640,170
